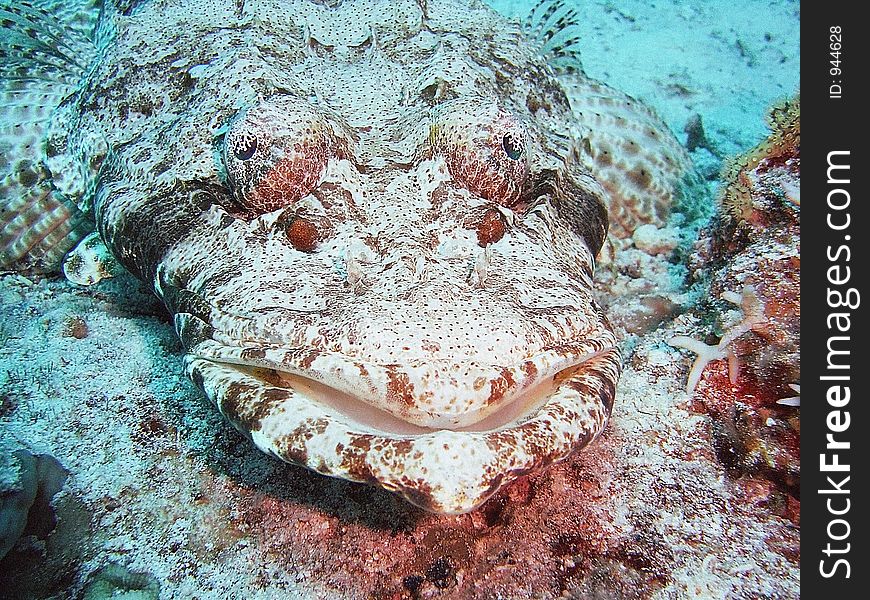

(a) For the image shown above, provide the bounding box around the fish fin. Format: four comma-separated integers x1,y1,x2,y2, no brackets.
525,0,585,73
0,184,92,272
62,230,119,285
561,75,702,239
0,0,100,272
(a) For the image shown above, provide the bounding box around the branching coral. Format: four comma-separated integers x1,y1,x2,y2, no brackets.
681,93,800,402
669,286,766,393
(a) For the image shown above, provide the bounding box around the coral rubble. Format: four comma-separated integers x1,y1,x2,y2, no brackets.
670,94,800,519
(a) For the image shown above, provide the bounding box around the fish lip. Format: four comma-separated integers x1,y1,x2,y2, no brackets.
184,344,621,514
186,331,618,429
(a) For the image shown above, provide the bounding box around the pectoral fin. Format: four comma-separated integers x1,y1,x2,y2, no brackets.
0,0,99,272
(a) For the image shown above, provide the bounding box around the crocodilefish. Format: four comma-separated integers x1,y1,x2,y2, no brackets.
1,0,694,513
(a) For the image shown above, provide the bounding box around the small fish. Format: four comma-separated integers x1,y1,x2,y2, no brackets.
1,0,693,513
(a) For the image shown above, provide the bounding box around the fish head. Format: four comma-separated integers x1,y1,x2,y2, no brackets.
86,0,622,513
157,90,615,433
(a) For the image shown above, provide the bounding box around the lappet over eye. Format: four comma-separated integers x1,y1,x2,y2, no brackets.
223,97,338,213
502,132,524,160
430,99,530,205
231,134,257,161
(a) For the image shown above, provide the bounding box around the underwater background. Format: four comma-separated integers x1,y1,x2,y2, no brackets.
2,0,799,598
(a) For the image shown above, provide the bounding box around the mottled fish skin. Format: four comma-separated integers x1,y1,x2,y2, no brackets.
4,0,692,512
0,0,99,270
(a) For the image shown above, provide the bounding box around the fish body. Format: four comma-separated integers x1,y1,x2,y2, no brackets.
1,0,692,512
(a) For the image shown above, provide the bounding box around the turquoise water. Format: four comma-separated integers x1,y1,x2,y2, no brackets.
487,0,800,158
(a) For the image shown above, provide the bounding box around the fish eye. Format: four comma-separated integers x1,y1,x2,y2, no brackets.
223,97,340,214
430,100,529,206
233,135,257,161
502,132,523,160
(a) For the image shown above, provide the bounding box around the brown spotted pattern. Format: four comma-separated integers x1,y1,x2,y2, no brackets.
430,99,530,206
223,96,340,213
562,80,697,238
29,0,695,511
187,346,620,513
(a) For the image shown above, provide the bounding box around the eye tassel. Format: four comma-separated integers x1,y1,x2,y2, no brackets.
233,135,257,161
503,132,523,160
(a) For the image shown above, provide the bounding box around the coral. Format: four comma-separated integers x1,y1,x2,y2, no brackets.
685,94,801,401
669,286,766,393
0,449,69,560
718,95,799,227
670,96,800,518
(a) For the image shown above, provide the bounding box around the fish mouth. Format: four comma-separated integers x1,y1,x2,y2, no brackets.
184,338,621,514
185,330,618,430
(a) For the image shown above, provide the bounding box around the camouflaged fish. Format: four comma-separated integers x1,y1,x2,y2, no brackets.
0,0,693,513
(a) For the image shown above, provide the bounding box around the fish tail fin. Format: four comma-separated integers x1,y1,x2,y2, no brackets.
0,0,100,272
522,1,707,240
525,0,585,73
